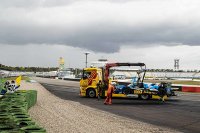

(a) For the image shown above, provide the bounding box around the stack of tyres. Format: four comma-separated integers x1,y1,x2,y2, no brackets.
0,90,46,132
27,90,37,109
16,90,37,109
0,112,18,132
29,90,37,108
0,131,25,133
0,93,25,132
2,93,28,112
21,125,46,133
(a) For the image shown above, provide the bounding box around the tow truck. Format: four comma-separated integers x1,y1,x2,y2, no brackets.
80,62,176,101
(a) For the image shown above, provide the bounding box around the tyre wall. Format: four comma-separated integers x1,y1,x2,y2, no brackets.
0,90,46,133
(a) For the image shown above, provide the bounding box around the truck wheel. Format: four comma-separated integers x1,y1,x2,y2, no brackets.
87,89,96,98
139,94,150,100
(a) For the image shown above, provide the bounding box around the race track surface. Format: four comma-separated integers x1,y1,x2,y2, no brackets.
35,78,200,133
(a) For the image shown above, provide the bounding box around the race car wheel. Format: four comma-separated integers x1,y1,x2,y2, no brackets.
139,94,150,100
86,88,96,98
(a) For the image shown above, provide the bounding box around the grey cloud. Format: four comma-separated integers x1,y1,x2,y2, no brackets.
0,0,77,9
0,0,200,53
1,22,200,53
0,0,40,8
0,0,133,8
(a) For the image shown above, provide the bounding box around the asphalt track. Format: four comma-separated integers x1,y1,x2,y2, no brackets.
35,78,200,133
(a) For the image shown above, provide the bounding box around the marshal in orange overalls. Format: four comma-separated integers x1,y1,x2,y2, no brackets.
104,83,115,105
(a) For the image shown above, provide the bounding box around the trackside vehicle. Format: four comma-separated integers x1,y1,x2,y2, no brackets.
80,62,176,101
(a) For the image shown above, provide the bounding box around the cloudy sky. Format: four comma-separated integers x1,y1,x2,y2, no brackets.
0,0,200,69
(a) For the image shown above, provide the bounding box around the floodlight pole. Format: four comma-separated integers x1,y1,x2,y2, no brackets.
84,52,90,68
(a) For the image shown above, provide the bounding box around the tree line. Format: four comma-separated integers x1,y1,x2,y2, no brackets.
1,63,199,73
0,64,58,72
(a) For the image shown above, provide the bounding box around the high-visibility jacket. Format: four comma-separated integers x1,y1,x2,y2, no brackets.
107,84,115,94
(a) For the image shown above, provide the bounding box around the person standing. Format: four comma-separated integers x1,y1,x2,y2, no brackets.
97,80,103,100
104,82,116,105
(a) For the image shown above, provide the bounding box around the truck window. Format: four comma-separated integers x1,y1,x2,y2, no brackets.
82,71,91,79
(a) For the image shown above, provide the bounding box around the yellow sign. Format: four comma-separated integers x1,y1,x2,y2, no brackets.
15,75,22,86
59,57,65,65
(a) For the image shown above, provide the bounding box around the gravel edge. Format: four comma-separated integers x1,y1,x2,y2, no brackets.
19,81,180,133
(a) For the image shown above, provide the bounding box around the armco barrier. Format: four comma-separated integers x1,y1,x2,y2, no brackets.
172,85,200,93
0,90,46,132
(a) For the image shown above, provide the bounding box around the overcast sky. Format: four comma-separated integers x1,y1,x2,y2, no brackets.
0,0,200,70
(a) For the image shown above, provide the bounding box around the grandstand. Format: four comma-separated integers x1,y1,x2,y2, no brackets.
112,70,200,80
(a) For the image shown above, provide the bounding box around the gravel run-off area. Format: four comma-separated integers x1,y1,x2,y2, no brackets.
19,80,180,133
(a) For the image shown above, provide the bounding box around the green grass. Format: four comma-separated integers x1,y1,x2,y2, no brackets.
0,78,6,92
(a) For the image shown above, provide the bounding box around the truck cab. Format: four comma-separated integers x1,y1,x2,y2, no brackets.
80,67,103,98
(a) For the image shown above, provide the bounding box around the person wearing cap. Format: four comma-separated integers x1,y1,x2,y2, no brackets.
104,81,116,105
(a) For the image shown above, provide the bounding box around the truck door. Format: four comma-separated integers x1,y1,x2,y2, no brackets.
81,69,98,87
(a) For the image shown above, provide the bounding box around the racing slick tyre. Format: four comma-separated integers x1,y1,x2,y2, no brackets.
123,87,131,95
138,94,150,100
86,89,96,98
